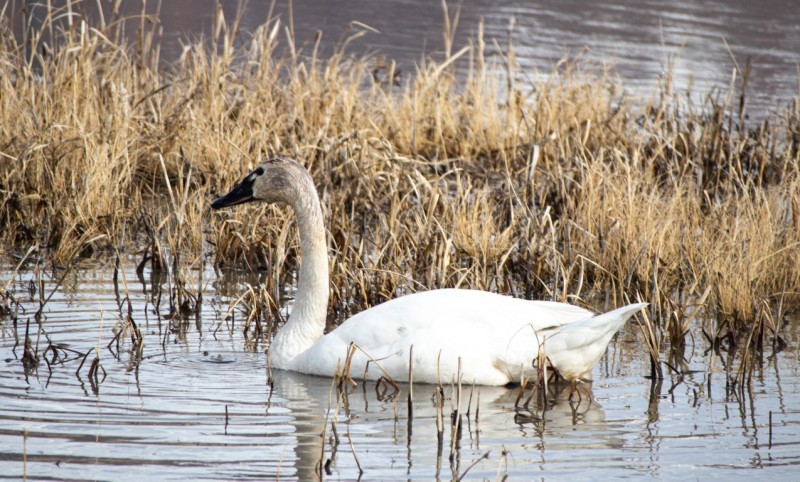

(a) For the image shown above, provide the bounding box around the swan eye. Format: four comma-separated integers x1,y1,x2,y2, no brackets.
244,167,265,184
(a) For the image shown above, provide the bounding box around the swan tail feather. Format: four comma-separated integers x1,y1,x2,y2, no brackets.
543,302,648,380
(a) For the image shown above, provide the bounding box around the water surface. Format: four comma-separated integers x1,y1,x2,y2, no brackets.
1,259,798,480
6,0,799,118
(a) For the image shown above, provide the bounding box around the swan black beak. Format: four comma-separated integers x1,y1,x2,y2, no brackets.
211,179,254,209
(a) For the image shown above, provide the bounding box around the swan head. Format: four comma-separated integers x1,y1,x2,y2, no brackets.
211,157,309,209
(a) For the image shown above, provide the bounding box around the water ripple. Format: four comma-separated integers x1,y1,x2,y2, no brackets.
1,258,799,480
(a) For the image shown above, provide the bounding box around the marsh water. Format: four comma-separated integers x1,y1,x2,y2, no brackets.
9,0,800,117
1,258,799,481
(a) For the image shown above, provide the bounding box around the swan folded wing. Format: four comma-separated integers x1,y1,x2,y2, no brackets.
516,299,596,326
298,318,512,385
289,313,533,385
333,289,594,340
285,289,606,386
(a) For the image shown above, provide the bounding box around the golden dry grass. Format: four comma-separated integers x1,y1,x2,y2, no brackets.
1,1,798,364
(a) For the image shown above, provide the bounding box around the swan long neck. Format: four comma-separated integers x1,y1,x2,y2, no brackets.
269,175,329,367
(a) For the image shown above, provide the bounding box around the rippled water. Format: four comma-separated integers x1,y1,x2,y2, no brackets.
7,0,800,118
1,259,799,481
267,0,800,118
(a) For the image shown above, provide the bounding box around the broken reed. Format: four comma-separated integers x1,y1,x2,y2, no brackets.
1,1,798,361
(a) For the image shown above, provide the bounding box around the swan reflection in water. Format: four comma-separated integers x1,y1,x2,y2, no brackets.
262,370,619,481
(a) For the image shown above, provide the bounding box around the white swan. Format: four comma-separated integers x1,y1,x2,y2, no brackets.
212,157,647,386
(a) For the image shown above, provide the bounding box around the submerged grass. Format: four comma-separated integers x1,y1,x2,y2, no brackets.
1,1,798,373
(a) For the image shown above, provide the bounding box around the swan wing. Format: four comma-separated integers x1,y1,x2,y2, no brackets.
288,289,598,385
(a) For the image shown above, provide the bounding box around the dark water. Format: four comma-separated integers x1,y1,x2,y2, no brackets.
6,0,800,118
1,259,799,480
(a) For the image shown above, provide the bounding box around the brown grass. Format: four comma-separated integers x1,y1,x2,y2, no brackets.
1,1,798,369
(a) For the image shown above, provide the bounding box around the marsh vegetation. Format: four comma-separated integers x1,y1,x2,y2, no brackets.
1,1,798,386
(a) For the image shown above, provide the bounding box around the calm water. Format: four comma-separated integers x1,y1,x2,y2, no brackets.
6,0,800,118
1,258,799,481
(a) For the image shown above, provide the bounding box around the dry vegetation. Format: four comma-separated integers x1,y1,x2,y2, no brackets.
1,2,798,374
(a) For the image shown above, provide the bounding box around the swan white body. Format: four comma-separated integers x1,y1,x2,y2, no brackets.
212,157,647,386
284,289,645,385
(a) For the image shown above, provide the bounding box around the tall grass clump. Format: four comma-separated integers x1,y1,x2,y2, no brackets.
0,1,798,369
